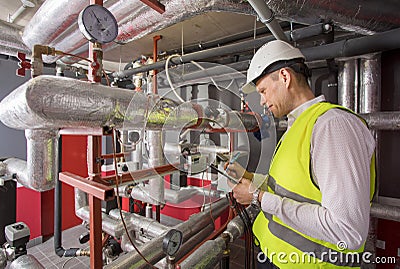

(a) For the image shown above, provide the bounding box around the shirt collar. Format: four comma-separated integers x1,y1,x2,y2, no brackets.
287,95,326,128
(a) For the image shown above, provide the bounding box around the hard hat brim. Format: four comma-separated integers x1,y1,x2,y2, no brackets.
241,81,256,94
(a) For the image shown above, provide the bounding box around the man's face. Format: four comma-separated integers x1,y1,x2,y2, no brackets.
255,71,288,118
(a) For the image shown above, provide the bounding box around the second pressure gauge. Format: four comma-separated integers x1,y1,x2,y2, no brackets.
78,4,118,44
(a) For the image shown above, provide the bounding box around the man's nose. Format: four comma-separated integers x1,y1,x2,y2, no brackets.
259,95,266,106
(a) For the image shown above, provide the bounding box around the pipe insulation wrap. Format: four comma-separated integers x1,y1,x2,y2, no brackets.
22,0,252,63
105,198,229,268
0,19,30,57
3,129,58,191
0,76,200,131
371,203,400,222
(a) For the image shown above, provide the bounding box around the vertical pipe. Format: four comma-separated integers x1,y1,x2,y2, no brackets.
359,53,381,269
147,130,165,221
54,136,64,256
152,35,162,94
87,135,103,268
89,194,103,269
338,59,358,111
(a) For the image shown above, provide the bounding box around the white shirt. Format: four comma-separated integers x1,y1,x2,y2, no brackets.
257,95,375,250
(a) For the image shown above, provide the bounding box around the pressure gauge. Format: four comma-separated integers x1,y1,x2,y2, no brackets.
162,229,183,257
78,4,118,44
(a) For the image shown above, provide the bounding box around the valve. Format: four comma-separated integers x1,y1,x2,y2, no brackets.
16,52,31,77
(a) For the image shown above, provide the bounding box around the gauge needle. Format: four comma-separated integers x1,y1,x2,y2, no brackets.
91,10,101,23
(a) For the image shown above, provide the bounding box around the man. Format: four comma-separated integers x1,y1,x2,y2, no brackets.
226,40,376,268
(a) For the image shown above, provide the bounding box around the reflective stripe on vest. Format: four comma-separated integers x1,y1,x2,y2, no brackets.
261,212,361,267
253,102,375,269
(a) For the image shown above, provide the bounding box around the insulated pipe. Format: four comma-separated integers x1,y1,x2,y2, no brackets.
22,0,251,64
108,209,169,238
359,53,381,269
157,224,216,268
3,129,59,191
179,205,259,268
105,198,229,269
247,0,288,41
371,203,400,222
359,112,400,130
112,23,331,78
338,59,358,111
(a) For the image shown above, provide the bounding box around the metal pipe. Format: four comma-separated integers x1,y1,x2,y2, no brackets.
359,53,381,269
112,23,331,78
360,112,400,130
302,28,400,62
22,0,251,64
105,198,229,268
371,203,400,222
180,237,227,269
3,129,59,191
179,205,259,268
338,59,358,111
8,5,28,24
247,0,288,41
108,209,169,238
158,224,215,268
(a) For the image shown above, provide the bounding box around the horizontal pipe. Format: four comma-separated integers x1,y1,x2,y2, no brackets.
360,112,400,130
302,27,400,61
105,198,229,268
180,205,259,268
371,203,400,222
276,111,400,131
112,23,330,78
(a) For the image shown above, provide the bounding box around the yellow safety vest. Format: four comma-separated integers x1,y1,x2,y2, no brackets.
253,102,376,269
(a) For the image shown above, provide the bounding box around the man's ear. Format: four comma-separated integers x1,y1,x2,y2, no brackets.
279,68,291,88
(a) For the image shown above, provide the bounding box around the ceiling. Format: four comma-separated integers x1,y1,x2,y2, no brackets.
1,0,400,72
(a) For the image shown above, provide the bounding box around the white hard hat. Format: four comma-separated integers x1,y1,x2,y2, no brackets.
241,40,305,94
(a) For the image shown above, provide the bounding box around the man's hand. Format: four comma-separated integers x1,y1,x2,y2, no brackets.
227,177,253,205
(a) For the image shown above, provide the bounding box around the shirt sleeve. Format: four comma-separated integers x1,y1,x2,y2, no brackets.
260,109,375,250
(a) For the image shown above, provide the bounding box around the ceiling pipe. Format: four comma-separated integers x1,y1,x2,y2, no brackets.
247,0,288,41
8,0,36,24
114,26,400,79
112,23,331,78
22,0,252,64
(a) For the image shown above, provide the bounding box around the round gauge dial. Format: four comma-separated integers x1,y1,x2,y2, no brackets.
78,4,118,44
162,229,183,256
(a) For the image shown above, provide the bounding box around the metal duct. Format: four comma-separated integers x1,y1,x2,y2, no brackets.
0,19,30,57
